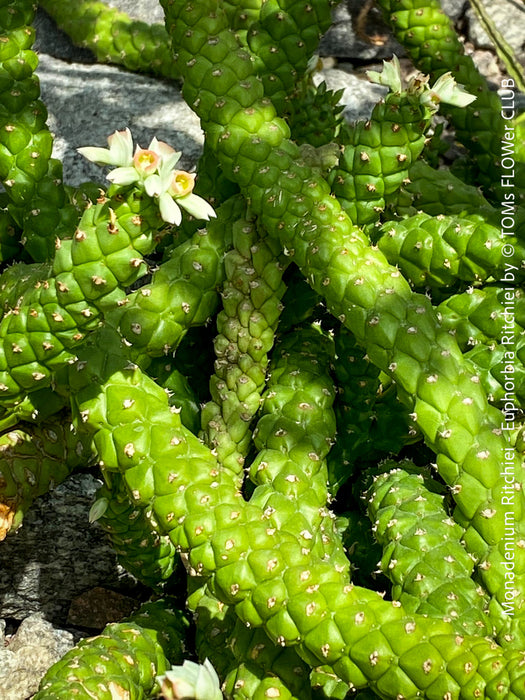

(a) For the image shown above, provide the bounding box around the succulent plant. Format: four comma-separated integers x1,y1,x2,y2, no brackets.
0,0,522,697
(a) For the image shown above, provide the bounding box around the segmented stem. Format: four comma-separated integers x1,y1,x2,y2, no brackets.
201,198,287,477
35,598,189,699
163,0,525,622
39,0,178,79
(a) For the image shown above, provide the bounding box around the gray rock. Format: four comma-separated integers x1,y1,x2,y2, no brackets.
7,613,73,656
109,0,165,24
441,0,468,22
0,473,142,624
0,649,18,679
466,0,525,64
315,66,389,123
37,54,203,188
0,614,74,700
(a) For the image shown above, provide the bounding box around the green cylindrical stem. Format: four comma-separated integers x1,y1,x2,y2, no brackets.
0,413,93,538
464,338,525,409
224,661,306,699
375,212,525,289
247,0,334,115
0,0,77,261
201,202,287,477
191,581,312,699
368,464,492,637
70,332,525,696
396,159,497,219
437,286,525,352
437,287,525,408
374,0,525,200
0,188,164,414
39,0,178,80
197,326,340,699
93,473,178,588
35,598,189,699
163,0,525,618
330,89,434,229
113,196,238,363
247,325,350,582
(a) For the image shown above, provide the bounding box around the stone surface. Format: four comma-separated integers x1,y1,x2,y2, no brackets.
37,53,203,189
315,65,389,123
0,614,75,700
466,0,525,66
67,587,139,629
0,473,144,624
109,0,166,23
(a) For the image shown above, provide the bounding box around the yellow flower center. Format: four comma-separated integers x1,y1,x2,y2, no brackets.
133,148,160,174
169,170,195,197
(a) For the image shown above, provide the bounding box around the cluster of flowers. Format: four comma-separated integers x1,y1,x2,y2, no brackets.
78,128,216,225
367,55,476,109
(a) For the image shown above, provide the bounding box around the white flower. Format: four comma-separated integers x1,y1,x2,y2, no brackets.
366,55,403,94
146,161,215,225
420,72,476,110
78,127,134,167
78,129,216,224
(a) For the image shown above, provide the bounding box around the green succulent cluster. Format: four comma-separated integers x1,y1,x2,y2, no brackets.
0,0,523,697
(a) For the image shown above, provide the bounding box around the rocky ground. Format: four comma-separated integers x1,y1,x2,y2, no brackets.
0,1,524,697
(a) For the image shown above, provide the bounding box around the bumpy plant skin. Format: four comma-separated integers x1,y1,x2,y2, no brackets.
246,0,334,115
0,413,93,538
375,212,525,289
437,287,525,407
330,82,436,229
396,160,497,220
437,287,525,352
374,0,525,199
39,0,178,80
35,598,189,699
193,581,313,700
93,473,178,588
162,0,525,626
368,464,493,637
464,339,525,409
7,0,525,696
0,0,77,261
113,196,237,363
0,188,164,415
67,327,525,696
222,0,263,45
201,198,287,478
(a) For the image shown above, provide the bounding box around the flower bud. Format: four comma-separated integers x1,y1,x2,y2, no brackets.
168,170,195,198
133,147,160,175
158,659,222,700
